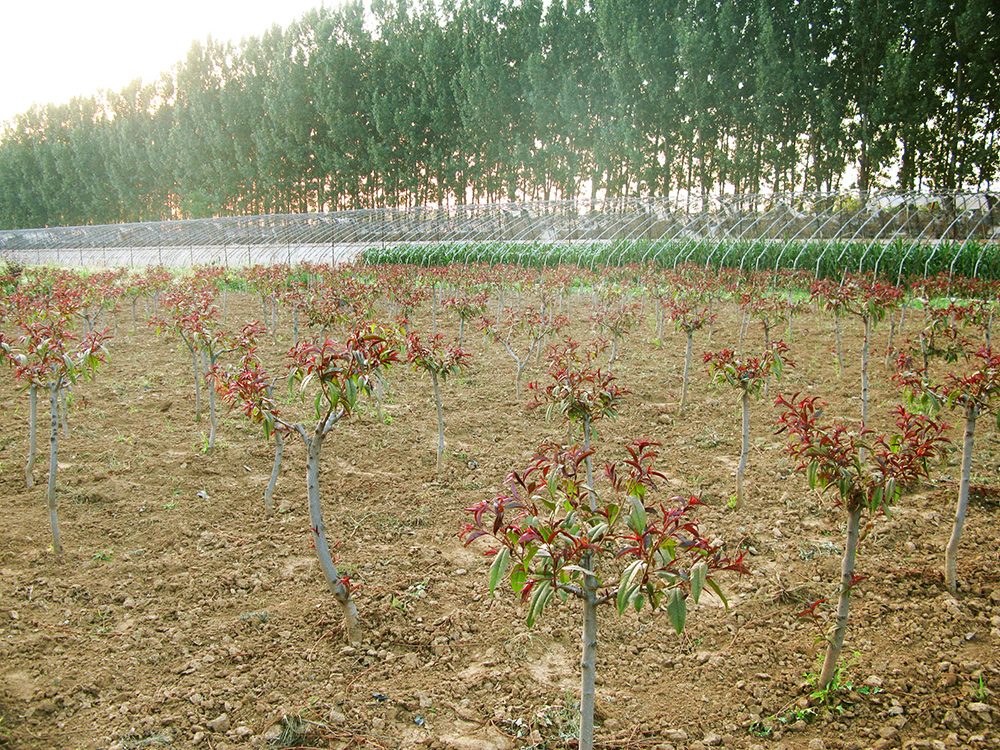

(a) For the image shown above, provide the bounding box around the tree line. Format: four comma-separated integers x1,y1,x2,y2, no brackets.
0,0,997,230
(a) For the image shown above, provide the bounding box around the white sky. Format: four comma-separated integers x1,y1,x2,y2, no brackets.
1,0,328,126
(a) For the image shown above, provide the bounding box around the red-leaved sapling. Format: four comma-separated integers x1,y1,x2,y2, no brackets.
462,439,746,750
776,394,948,688
1,317,109,554
406,331,472,472
894,344,1000,593
704,340,792,509
213,329,397,642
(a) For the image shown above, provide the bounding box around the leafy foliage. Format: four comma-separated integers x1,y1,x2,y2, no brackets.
462,440,747,629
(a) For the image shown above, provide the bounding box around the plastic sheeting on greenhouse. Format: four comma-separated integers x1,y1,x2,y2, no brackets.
2,192,998,279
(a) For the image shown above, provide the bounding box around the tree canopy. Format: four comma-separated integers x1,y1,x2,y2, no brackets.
1,0,997,229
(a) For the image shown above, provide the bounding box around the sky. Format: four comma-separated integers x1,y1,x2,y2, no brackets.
1,0,329,126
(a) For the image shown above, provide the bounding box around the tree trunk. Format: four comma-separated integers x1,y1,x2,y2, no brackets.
579,579,599,750
861,315,871,428
300,421,362,644
264,431,283,517
834,311,844,377
190,344,202,422
736,390,749,510
945,402,977,595
25,383,37,487
47,381,63,555
579,414,599,750
681,330,693,412
858,315,872,464
60,386,69,437
205,351,217,451
818,504,863,689
431,372,445,472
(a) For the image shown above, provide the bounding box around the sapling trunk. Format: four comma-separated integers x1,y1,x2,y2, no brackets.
834,311,844,377
681,330,693,412
47,380,63,555
818,504,862,689
431,372,445,472
264,431,282,517
885,313,898,368
25,383,37,487
945,402,978,595
861,316,871,419
738,308,748,355
432,284,438,335
496,336,528,398
579,580,599,750
299,420,362,644
262,380,283,516
736,390,750,510
207,372,218,451
859,316,872,464
579,414,599,750
189,342,202,422
200,349,218,451
60,387,69,437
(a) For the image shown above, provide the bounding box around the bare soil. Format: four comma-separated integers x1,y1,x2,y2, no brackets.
1,291,998,750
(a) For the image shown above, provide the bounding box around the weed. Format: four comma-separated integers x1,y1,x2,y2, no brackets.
238,611,270,624
807,651,862,704
392,581,427,611
975,674,990,701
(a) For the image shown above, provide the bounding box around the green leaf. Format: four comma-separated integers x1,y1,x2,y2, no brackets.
526,579,552,627
807,461,819,490
489,548,510,595
628,495,647,534
344,377,358,409
616,560,644,614
705,577,729,610
510,564,527,593
589,522,609,541
666,588,687,634
870,485,883,510
690,561,708,604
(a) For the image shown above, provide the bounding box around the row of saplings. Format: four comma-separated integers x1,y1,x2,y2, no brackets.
2,290,999,750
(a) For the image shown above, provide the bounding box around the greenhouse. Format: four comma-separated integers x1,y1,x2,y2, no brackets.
1,191,998,280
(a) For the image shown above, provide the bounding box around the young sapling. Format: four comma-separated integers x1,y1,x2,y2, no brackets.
704,340,792,509
776,394,948,688
895,345,1000,593
462,440,746,750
